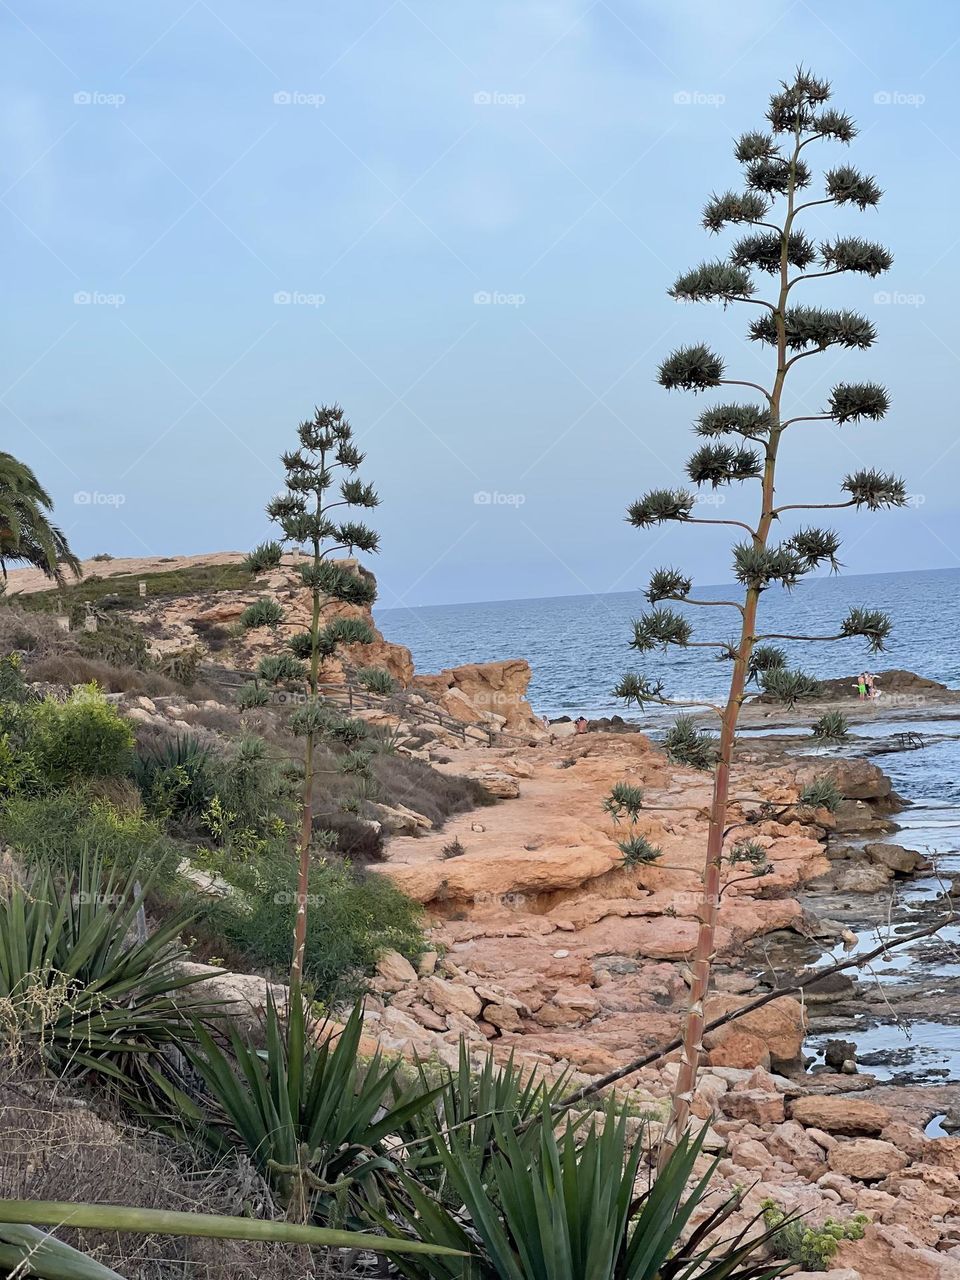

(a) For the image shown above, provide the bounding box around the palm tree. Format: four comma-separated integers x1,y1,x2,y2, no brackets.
0,451,80,585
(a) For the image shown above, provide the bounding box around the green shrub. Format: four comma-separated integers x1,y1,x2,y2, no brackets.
237,680,270,710
76,619,150,670
132,735,215,830
206,855,423,1001
24,685,134,786
186,997,439,1223
154,644,204,686
798,775,842,812
243,540,283,573
812,710,850,742
0,653,30,704
618,834,663,866
761,1201,868,1270
384,1102,789,1279
0,789,179,879
0,856,207,1091
356,666,396,696
257,653,306,683
239,597,285,629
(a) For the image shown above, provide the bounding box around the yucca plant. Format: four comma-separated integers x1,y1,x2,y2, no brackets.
382,1100,789,1279
0,855,212,1098
184,992,442,1224
0,1221,126,1279
0,1201,463,1276
131,734,214,827
395,1043,572,1194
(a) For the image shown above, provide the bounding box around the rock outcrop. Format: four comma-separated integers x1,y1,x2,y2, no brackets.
412,659,544,736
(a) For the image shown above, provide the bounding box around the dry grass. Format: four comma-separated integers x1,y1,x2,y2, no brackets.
0,1075,371,1279
28,652,186,697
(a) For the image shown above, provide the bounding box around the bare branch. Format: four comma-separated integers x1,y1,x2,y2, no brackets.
780,414,831,428
770,499,855,516
720,378,773,403
686,517,757,535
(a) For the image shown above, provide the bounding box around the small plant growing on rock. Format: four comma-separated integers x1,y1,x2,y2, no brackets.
239,597,285,630
441,837,466,859
761,1200,868,1270
242,539,283,572
236,680,270,711
619,835,663,867
257,653,307,684
799,775,842,812
356,665,396,696
611,70,908,1149
812,709,850,742
603,784,663,867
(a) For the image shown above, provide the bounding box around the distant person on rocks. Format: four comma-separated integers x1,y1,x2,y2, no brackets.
575,715,589,734
865,672,880,700
856,673,868,701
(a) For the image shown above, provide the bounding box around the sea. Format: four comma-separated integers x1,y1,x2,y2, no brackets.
376,566,960,723
378,566,960,1085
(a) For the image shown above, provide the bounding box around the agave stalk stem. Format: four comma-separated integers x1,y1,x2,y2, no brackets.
663,124,801,1158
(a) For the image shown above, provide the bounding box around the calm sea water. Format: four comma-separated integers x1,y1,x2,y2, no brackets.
377,566,960,721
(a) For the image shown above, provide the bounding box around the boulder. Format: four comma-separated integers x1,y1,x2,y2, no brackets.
828,1138,909,1182
420,976,483,1020
831,860,894,892
408,1001,447,1032
864,842,924,874
470,771,521,799
791,1096,891,1136
483,1002,523,1031
704,994,806,1068
835,1224,960,1278
788,1272,862,1280
375,949,418,989
706,1030,771,1070
411,659,545,735
764,1120,829,1176
924,1137,960,1172
720,1089,785,1126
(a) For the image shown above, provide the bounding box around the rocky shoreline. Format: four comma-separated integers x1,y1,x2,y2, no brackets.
12,554,960,1275
362,707,960,1275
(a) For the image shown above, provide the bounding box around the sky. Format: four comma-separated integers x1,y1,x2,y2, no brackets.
3,0,960,608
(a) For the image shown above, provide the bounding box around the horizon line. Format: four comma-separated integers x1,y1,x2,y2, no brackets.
375,562,960,614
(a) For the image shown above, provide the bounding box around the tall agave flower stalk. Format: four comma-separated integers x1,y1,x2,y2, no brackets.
611,70,907,1147
263,405,380,988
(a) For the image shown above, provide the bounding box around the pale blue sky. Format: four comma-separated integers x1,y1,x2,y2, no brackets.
4,1,959,606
